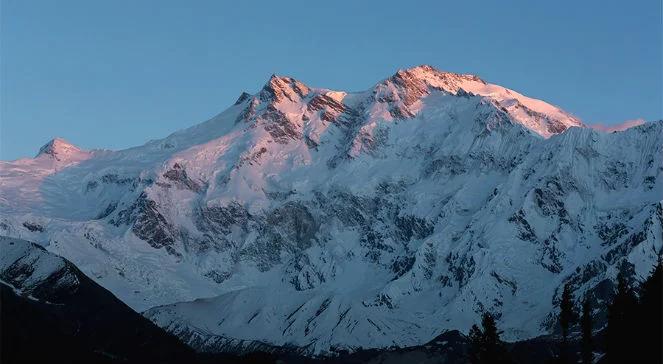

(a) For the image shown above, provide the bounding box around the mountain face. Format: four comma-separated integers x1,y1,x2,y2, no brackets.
0,236,196,363
0,65,660,355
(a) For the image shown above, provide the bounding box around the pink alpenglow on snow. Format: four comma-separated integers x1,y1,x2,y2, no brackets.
589,119,647,133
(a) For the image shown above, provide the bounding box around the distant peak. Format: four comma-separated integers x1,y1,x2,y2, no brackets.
36,138,86,161
259,74,310,103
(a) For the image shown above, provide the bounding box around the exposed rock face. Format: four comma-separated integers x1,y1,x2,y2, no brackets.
261,105,303,143
163,163,203,192
260,75,310,103
126,195,177,253
0,66,660,355
234,91,252,105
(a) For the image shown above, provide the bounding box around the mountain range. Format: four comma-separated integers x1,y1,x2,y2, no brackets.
1,65,660,356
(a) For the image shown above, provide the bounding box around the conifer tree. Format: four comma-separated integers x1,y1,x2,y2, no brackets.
636,257,662,364
559,283,575,341
558,283,575,363
580,295,592,364
605,270,638,364
466,312,512,364
468,324,484,364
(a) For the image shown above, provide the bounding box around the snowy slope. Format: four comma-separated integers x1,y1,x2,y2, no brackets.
0,65,660,355
0,138,94,213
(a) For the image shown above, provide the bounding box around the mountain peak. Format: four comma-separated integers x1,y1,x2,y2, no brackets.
234,92,253,105
388,65,486,91
259,74,310,103
395,64,443,79
377,65,485,102
381,65,582,138
36,138,86,161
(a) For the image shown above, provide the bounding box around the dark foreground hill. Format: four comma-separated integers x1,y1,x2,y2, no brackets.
0,236,196,364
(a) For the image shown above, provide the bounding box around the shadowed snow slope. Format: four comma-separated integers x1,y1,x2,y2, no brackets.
0,66,660,355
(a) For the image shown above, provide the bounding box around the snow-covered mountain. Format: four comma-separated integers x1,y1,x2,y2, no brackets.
1,65,660,355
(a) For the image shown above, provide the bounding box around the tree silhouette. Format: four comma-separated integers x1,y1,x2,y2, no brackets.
559,283,575,340
558,283,575,363
467,312,511,364
605,270,638,364
580,295,592,364
603,259,663,363
635,257,662,363
468,324,484,364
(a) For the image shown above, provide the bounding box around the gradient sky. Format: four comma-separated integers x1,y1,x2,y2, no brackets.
1,0,661,160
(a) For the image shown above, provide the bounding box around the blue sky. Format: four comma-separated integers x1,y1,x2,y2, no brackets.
1,0,661,160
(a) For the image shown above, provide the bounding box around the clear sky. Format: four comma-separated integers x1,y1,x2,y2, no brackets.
1,0,661,160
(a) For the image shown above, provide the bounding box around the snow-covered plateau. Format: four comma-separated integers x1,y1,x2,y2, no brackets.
1,65,661,355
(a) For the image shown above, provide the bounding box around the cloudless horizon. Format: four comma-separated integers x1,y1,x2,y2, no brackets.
1,0,661,160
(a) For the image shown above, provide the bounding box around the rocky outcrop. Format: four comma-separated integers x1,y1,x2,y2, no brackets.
162,163,202,192
111,192,178,255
